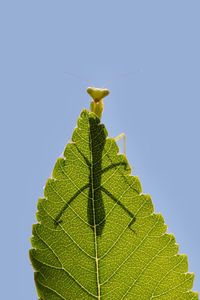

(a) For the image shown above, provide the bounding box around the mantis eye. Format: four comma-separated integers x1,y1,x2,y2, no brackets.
87,87,110,102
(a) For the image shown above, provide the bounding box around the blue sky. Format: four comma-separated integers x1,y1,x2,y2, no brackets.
0,1,199,299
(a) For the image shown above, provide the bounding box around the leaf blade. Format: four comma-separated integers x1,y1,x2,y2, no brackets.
30,109,198,299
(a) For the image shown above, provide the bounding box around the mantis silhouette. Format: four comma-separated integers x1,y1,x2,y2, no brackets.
55,87,136,236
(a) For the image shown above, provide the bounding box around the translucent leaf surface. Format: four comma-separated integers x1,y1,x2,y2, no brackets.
30,110,198,299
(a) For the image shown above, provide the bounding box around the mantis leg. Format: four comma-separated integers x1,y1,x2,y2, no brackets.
101,186,136,232
54,183,90,225
114,133,126,155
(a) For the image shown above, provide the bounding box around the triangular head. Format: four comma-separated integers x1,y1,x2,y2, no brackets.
87,87,110,119
87,87,109,102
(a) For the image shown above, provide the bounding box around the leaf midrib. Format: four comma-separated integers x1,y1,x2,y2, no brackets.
89,127,101,299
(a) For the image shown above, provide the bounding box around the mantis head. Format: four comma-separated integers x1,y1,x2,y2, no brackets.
87,87,110,119
87,87,110,103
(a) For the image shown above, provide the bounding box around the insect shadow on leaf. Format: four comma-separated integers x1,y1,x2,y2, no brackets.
54,115,136,236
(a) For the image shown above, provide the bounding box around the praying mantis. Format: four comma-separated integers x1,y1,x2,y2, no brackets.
55,87,135,236
87,86,126,154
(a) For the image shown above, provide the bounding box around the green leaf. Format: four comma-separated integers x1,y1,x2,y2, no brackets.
30,109,198,299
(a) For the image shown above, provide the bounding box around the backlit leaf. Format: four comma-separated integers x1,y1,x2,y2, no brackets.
30,109,198,299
